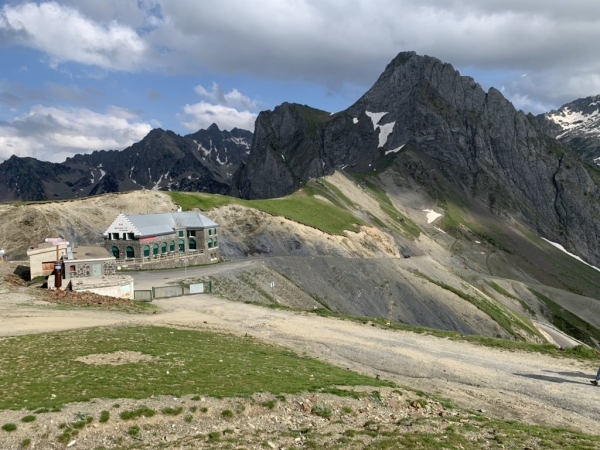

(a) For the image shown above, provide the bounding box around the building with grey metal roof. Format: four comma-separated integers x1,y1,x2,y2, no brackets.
103,211,220,266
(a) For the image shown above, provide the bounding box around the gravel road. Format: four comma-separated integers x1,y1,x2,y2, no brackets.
1,284,599,435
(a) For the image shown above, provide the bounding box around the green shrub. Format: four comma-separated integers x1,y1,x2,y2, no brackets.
99,411,110,423
21,415,36,423
161,406,183,416
120,406,155,420
221,409,234,418
311,405,332,419
2,423,17,432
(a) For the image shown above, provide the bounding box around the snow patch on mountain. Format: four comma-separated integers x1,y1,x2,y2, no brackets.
228,136,250,148
366,111,396,148
422,209,442,224
385,144,405,155
547,106,600,139
542,238,600,272
193,140,212,157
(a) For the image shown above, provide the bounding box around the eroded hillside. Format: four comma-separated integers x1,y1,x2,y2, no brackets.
2,170,599,346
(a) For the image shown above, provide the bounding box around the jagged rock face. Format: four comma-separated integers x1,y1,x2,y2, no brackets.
235,103,336,198
235,52,600,267
536,95,600,165
0,124,252,202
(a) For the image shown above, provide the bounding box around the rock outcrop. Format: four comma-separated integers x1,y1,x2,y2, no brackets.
234,52,600,267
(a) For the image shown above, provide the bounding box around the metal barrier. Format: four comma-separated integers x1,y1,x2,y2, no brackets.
134,290,153,302
153,285,184,299
149,282,212,299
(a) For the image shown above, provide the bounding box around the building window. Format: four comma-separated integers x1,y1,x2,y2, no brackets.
213,238,218,247
208,238,213,249
178,239,185,253
161,242,167,253
111,246,120,259
126,246,135,258
208,229,212,236
214,228,217,235
153,243,159,255
143,245,150,258
178,230,184,237
112,233,119,240
188,230,196,237
170,241,175,252
189,239,196,250
69,265,76,273
127,233,135,240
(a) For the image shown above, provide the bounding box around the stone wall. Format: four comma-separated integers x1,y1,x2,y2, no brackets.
115,249,220,271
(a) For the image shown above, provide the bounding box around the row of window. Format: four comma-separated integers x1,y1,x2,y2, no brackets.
111,238,218,259
109,229,218,241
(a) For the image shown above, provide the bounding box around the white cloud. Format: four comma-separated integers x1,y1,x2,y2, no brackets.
178,83,259,131
0,105,153,162
0,2,148,71
177,101,257,132
195,82,259,110
3,1,600,111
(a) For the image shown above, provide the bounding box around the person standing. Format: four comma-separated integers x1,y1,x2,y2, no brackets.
591,368,600,385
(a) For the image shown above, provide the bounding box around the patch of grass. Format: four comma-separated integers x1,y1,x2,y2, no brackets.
318,387,364,399
21,415,35,423
0,325,388,410
208,431,221,441
2,423,17,432
99,410,110,423
342,406,353,414
189,406,198,413
261,400,276,409
161,406,183,416
529,288,600,346
311,405,332,419
119,406,156,420
20,438,31,448
221,409,234,418
128,425,140,437
488,281,535,315
191,395,200,401
414,270,540,340
57,430,71,443
355,175,421,237
184,415,193,423
200,407,208,413
168,191,364,236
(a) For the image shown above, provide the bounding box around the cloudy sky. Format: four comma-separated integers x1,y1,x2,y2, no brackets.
1,0,599,162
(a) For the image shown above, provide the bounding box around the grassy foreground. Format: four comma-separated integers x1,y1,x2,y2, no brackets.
0,325,390,410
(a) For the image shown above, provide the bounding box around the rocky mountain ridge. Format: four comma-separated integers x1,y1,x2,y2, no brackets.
0,124,252,202
536,95,600,165
233,52,600,268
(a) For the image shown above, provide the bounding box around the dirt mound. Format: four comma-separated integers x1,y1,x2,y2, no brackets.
0,191,176,260
38,288,147,312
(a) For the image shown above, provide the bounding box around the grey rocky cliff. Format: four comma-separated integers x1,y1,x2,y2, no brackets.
235,51,600,267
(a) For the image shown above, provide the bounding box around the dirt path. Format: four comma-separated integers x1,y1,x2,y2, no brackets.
1,288,599,435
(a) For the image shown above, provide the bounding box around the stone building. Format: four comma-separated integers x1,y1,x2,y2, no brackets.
27,238,69,280
62,246,117,280
103,211,220,269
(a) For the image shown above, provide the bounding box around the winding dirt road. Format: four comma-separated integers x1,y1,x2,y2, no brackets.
1,284,600,435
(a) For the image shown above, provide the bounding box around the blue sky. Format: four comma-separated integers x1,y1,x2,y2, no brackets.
1,0,600,163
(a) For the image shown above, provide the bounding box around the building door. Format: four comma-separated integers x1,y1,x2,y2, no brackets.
92,264,102,277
